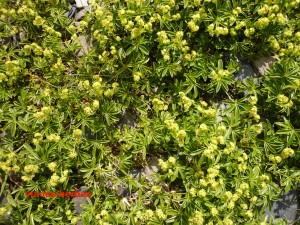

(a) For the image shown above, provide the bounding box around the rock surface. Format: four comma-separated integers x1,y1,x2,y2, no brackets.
251,56,277,76
76,35,92,57
264,189,300,224
117,157,160,197
234,60,258,83
72,186,90,215
117,110,138,129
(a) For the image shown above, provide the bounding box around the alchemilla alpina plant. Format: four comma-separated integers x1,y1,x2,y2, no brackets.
0,0,300,224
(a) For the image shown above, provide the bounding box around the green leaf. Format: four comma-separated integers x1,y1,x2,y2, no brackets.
139,45,149,55
171,167,179,182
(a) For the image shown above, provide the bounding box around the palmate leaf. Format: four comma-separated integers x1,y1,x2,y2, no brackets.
100,101,120,126
211,75,235,93
263,135,285,154
183,72,203,98
275,117,300,145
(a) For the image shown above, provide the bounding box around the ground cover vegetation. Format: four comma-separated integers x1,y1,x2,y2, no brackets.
0,0,300,224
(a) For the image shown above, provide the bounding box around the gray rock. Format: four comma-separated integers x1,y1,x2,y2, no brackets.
264,189,300,224
216,102,230,120
147,157,160,173
117,157,160,197
234,61,258,83
0,195,8,205
74,6,91,21
130,157,160,181
251,56,277,76
117,110,138,129
19,28,25,42
84,127,94,139
76,35,92,57
75,0,88,8
116,186,130,197
234,60,261,96
72,186,90,216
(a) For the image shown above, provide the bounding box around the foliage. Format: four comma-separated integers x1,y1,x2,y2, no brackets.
0,0,300,224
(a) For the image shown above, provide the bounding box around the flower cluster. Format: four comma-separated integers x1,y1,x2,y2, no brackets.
46,134,61,142
254,18,270,29
189,211,204,225
158,157,176,171
48,162,57,172
207,24,228,36
164,119,187,146
277,94,293,108
33,106,53,121
196,123,209,136
157,31,170,45
50,170,69,187
50,58,65,74
0,153,19,174
209,69,230,81
5,60,22,76
249,106,260,121
281,147,294,159
152,98,167,111
22,165,39,181
179,92,194,111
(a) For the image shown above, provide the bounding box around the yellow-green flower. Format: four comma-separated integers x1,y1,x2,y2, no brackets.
281,147,294,159
48,162,57,172
50,173,60,187
47,134,61,142
92,100,99,109
0,207,8,216
223,218,233,225
245,210,253,218
33,15,44,26
24,165,39,174
151,185,162,194
12,165,20,172
155,209,167,220
0,73,8,82
197,189,206,198
144,209,154,220
211,207,218,216
84,107,94,116
60,89,68,99
190,211,204,225
93,81,101,89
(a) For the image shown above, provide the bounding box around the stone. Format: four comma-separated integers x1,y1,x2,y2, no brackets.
65,5,77,19
18,28,25,42
251,56,277,76
85,127,94,139
76,35,92,57
234,60,260,96
129,157,160,181
74,6,91,21
72,186,90,216
147,157,160,173
117,110,138,129
264,189,300,224
75,0,88,8
116,186,130,197
234,61,258,83
118,157,160,197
